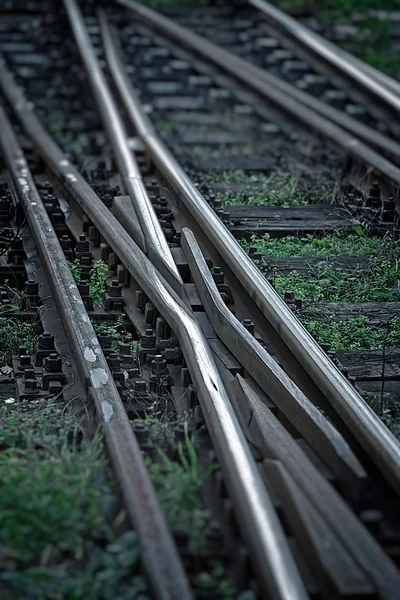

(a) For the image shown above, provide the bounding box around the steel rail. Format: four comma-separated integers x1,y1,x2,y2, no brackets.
233,375,400,599
97,13,400,496
62,0,182,294
181,227,365,490
0,65,308,600
117,0,400,173
249,0,400,109
0,101,191,600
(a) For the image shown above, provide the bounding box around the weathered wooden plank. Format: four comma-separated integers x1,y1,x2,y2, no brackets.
263,256,373,275
335,349,400,381
265,459,374,599
301,302,400,325
228,204,344,221
231,374,400,599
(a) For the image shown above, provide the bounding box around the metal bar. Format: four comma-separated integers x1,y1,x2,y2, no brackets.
62,0,183,294
249,0,400,108
0,66,308,600
181,227,366,492
117,0,400,172
0,101,192,600
97,16,400,496
234,375,400,600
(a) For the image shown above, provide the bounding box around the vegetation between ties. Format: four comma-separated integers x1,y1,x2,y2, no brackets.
68,258,109,303
0,399,149,600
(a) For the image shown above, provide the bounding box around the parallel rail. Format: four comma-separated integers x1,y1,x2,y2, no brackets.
0,58,307,600
0,101,191,600
98,7,400,497
249,0,400,109
2,2,400,597
118,0,400,171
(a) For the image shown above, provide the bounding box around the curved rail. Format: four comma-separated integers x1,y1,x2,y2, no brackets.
0,101,191,600
249,0,400,110
97,12,400,496
181,227,365,490
62,0,182,293
0,62,308,600
117,0,400,171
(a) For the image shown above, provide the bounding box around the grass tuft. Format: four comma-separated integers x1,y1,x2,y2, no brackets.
146,423,216,549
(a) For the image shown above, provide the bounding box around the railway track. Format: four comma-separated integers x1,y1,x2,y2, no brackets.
0,1,399,598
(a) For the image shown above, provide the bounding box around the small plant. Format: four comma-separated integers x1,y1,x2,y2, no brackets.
242,230,398,259
271,260,399,303
92,316,138,353
217,173,307,207
301,315,400,350
0,439,107,563
68,259,109,304
90,259,109,303
0,399,148,599
146,422,217,549
0,398,75,450
0,315,39,363
68,258,82,284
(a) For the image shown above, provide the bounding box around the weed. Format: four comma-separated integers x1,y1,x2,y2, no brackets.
90,260,109,303
0,440,107,562
0,398,75,451
272,260,399,302
0,400,148,599
68,258,82,284
301,315,400,350
142,414,180,450
92,315,138,353
1,531,148,600
68,259,109,303
146,423,216,549
243,230,398,258
209,170,263,185
218,173,307,207
0,316,39,363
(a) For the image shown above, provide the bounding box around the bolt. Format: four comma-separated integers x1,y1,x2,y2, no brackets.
141,328,156,348
44,352,62,372
19,355,32,370
242,319,255,335
151,354,168,376
107,353,122,371
24,379,39,394
107,280,122,298
98,331,113,350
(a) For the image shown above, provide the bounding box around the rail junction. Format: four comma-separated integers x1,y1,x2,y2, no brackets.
0,1,399,598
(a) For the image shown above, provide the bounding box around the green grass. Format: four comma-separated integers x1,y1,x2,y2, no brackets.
146,423,216,549
90,260,109,303
217,173,307,207
243,230,398,258
272,260,399,302
0,293,40,363
92,315,138,353
210,171,339,206
244,230,399,302
69,259,109,303
301,315,400,350
0,399,148,599
0,398,75,451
